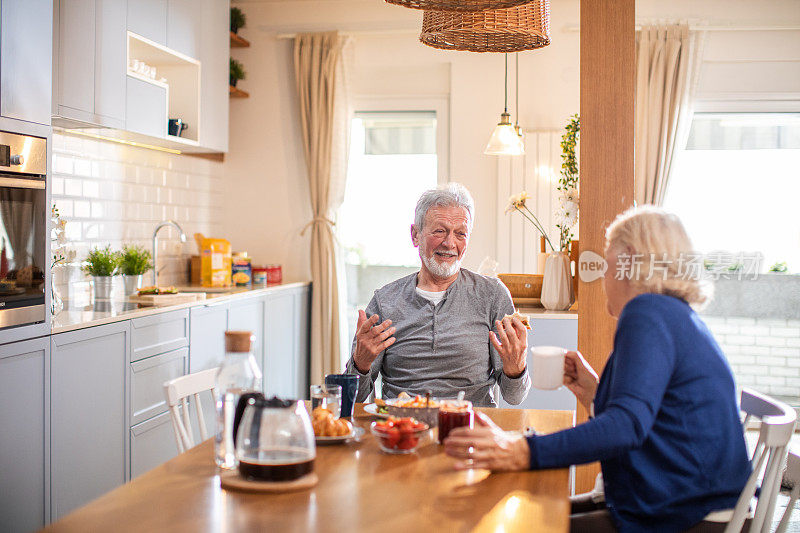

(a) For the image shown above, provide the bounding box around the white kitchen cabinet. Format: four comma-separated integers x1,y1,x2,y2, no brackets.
130,347,188,426
130,411,178,478
264,291,296,398
125,76,168,138
131,309,189,362
264,287,311,399
53,0,127,128
167,0,201,59
127,0,167,46
0,0,53,125
51,321,129,521
198,0,229,152
293,286,311,397
497,317,578,411
227,295,266,384
94,0,127,127
54,0,94,119
0,337,49,533
189,301,229,439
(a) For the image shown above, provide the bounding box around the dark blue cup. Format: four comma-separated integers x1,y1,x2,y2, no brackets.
324,374,359,418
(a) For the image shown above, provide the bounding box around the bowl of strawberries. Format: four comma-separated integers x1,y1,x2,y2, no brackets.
370,417,429,454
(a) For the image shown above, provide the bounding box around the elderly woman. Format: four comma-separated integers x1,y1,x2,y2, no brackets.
444,207,751,532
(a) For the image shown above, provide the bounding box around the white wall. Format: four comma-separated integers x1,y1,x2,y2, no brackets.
222,0,800,277
223,0,580,275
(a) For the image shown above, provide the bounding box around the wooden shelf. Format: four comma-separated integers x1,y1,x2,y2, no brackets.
230,32,250,48
229,86,249,98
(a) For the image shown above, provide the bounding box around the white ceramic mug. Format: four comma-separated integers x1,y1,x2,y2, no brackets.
531,346,567,390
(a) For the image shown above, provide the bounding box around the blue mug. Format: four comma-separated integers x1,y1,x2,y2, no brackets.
324,374,359,418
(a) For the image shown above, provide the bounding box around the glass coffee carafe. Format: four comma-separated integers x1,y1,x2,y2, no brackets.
235,397,316,482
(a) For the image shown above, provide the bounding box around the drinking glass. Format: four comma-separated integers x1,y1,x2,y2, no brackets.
325,374,359,418
438,399,474,443
310,384,341,418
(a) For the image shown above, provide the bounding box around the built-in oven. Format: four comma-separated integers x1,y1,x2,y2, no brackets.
0,131,47,330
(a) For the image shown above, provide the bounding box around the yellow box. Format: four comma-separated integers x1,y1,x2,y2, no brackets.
200,237,232,287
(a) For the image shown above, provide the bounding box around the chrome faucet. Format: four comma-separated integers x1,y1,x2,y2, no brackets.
152,220,186,286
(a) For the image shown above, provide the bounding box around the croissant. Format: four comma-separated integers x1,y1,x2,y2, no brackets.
311,407,353,437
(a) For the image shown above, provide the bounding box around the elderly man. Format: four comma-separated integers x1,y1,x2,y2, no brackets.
345,183,530,407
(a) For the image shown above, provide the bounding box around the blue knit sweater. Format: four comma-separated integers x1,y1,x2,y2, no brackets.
527,293,751,532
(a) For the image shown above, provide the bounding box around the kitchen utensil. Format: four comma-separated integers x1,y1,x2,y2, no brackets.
235,397,316,482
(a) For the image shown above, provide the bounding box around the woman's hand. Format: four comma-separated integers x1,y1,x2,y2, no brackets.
563,350,599,411
443,411,531,471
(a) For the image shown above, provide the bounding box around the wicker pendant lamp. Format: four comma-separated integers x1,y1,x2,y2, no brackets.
385,0,534,12
420,0,550,53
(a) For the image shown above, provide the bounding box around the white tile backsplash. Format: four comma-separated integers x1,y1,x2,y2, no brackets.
52,132,224,289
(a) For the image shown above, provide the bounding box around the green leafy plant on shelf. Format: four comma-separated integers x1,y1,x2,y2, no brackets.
230,7,246,34
769,261,789,273
230,58,246,88
556,114,580,253
119,245,153,276
83,246,120,277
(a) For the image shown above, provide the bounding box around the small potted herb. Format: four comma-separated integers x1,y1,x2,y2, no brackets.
230,7,246,34
120,245,153,295
83,246,120,300
230,58,246,88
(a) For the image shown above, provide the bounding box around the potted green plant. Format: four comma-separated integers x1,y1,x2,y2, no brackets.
83,246,120,300
230,7,246,34
120,245,153,295
230,58,246,88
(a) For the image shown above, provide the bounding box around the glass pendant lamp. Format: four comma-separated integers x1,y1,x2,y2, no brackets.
484,53,525,156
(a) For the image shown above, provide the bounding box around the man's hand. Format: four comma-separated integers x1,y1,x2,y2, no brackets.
490,316,527,378
353,310,396,374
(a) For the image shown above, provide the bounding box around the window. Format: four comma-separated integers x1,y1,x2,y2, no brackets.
663,113,800,272
338,111,439,267
337,105,445,362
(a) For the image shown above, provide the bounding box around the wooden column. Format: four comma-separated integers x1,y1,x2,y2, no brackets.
576,0,636,493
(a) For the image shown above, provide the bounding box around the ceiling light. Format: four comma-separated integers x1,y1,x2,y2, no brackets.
485,54,524,156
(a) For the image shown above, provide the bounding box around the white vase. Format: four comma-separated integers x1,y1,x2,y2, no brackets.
537,252,548,275
540,252,575,311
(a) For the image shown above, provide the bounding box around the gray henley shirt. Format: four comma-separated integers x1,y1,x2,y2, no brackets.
345,269,531,407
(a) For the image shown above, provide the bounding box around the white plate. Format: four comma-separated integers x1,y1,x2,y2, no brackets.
315,426,365,445
363,403,391,419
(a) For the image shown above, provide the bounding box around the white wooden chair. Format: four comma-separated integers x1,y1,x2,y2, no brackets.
725,388,797,533
163,368,218,453
774,447,800,533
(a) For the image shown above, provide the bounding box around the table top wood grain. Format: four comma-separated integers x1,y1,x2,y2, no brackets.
44,405,574,533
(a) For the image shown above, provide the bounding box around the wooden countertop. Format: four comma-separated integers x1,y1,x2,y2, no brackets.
43,405,574,533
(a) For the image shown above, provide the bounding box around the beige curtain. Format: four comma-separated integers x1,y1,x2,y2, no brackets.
634,25,698,206
294,32,348,383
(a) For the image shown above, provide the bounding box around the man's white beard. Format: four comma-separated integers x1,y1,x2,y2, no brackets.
421,249,461,279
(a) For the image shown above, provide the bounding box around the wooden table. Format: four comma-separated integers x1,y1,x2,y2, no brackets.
43,405,574,533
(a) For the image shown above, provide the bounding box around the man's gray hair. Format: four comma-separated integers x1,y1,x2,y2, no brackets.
413,182,475,231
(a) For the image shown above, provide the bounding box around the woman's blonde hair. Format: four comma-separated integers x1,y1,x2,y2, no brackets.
605,205,712,309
